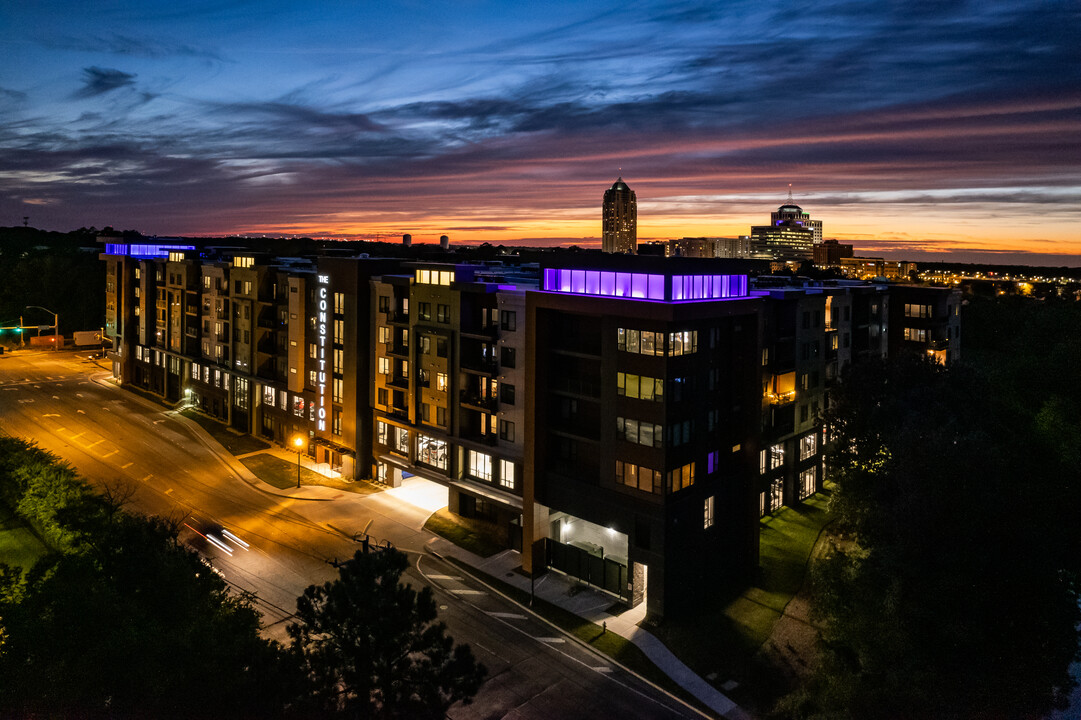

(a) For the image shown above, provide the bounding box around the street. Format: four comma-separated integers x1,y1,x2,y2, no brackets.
0,350,705,719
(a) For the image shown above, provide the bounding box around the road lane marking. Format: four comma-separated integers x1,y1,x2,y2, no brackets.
121,462,133,469
141,474,153,483
592,666,612,673
17,399,34,403
486,612,528,620
535,637,566,644
153,419,165,425
43,413,60,417
76,393,84,397
428,574,464,581
76,409,85,414
101,450,118,458
70,432,84,439
449,589,486,596
52,395,59,399
87,439,103,448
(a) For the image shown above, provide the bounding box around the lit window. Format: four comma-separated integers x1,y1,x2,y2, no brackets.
668,462,695,492
436,372,447,392
800,434,817,460
468,450,492,481
417,434,448,470
799,467,816,500
499,459,515,489
704,496,714,529
770,443,785,469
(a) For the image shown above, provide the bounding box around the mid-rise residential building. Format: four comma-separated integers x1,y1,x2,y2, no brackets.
101,240,949,617
888,285,962,364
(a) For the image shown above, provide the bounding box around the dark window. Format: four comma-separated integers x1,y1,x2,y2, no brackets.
500,346,516,368
436,338,448,358
377,388,388,406
437,304,450,323
418,302,431,321
500,383,515,405
499,420,514,442
500,310,516,331
378,296,390,313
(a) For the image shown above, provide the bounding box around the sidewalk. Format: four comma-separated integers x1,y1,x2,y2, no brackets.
427,536,750,720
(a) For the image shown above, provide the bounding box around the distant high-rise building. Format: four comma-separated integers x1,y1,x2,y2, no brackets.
750,189,822,260
602,178,637,254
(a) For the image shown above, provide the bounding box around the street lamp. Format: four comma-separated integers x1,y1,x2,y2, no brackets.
292,435,306,488
24,305,59,352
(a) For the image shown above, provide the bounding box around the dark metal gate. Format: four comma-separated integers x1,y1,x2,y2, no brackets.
544,538,629,601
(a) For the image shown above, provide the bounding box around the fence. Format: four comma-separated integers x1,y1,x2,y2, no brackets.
544,538,629,600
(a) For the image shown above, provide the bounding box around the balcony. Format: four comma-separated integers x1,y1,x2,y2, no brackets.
460,390,498,413
460,323,498,340
550,376,601,399
765,390,796,406
388,311,409,325
461,356,498,375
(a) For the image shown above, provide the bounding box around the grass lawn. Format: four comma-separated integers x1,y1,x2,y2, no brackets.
440,555,710,715
649,488,834,699
0,503,48,571
423,509,505,558
179,409,271,456
240,452,382,495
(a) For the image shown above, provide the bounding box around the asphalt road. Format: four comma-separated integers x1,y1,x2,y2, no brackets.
0,350,706,719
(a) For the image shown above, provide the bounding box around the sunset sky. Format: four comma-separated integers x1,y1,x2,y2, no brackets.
2,1,1078,263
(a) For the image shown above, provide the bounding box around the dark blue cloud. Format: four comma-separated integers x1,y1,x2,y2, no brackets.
72,67,137,98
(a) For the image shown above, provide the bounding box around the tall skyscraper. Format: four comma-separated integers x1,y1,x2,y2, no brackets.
602,177,637,254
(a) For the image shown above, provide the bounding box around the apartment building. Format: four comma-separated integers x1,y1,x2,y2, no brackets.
102,241,950,617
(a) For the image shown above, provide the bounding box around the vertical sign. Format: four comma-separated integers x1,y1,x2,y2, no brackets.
316,274,329,431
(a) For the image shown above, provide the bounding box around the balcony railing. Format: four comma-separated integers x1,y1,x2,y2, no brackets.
765,390,796,406
460,391,498,412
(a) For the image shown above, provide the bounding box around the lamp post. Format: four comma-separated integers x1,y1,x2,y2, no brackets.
24,305,59,351
293,435,305,488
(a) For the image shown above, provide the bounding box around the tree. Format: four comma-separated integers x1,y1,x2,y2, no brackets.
0,512,299,718
779,355,1080,719
0,438,301,718
288,548,486,719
